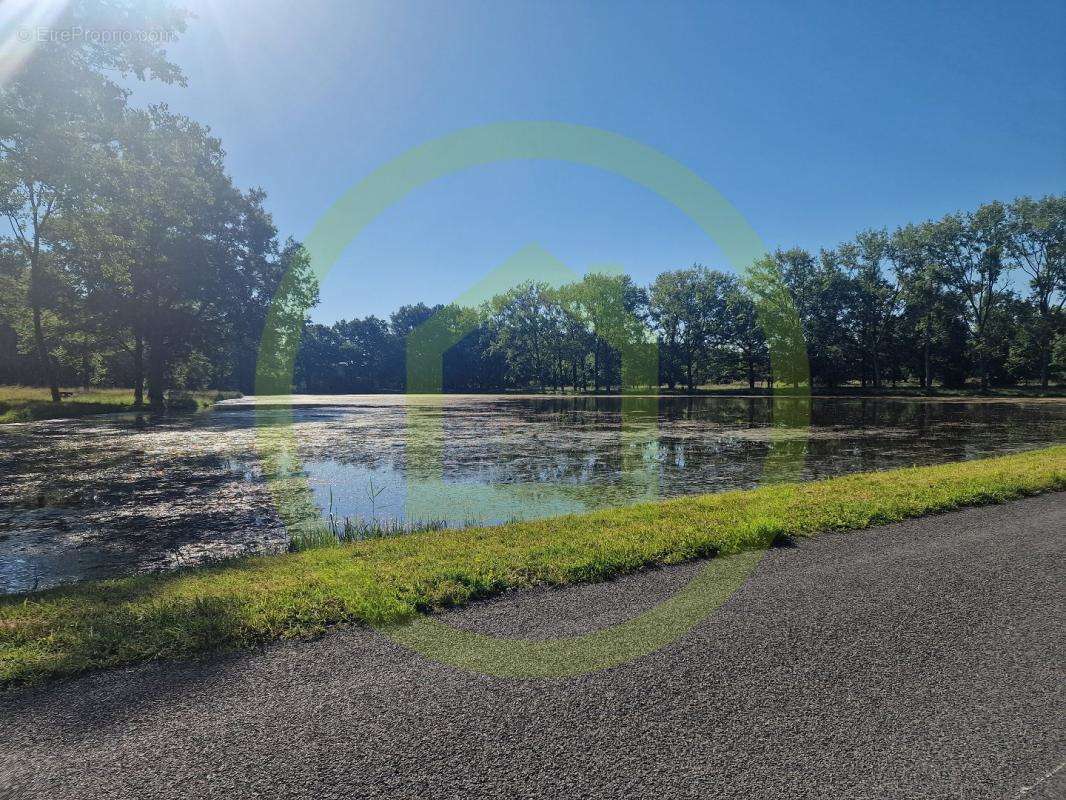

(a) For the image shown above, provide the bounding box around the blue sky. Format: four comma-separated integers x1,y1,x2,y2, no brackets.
132,0,1065,323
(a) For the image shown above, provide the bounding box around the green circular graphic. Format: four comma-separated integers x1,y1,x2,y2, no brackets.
255,121,810,678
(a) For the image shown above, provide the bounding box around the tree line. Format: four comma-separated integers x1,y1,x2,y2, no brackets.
0,2,316,407
2,4,1063,402
297,194,1065,394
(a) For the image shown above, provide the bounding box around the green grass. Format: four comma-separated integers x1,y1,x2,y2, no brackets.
0,386,241,424
2,445,1064,688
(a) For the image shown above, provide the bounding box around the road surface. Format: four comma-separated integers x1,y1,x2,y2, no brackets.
2,493,1064,799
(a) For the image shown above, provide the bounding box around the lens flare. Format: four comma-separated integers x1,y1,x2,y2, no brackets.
0,0,72,86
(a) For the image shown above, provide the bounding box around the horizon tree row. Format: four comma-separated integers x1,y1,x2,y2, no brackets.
2,6,1063,399
295,193,1065,394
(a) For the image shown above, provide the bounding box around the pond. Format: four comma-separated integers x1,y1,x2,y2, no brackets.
1,395,1064,594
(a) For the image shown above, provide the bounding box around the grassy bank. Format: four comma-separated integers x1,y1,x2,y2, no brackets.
2,446,1065,688
0,386,240,424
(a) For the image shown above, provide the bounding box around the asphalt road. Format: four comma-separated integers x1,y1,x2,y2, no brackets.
2,493,1064,800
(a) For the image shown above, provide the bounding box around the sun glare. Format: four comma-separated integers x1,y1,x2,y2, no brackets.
0,0,72,86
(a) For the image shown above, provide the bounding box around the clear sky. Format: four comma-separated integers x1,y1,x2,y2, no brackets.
130,0,1065,323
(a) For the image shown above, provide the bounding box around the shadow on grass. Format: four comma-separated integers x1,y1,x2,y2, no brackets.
0,597,262,740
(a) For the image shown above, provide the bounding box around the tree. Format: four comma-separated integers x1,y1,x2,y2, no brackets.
648,269,691,390
561,273,647,392
0,0,188,402
768,248,852,387
893,222,940,388
487,282,555,390
96,107,229,406
838,229,903,388
255,240,319,395
929,205,1010,390
743,254,809,389
0,53,123,400
647,266,731,391
1005,196,1066,388
722,276,768,389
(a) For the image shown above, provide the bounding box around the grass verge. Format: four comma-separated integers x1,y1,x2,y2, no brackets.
0,386,241,424
2,445,1065,689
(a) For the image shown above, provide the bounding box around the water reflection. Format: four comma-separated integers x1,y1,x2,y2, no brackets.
1,395,1063,593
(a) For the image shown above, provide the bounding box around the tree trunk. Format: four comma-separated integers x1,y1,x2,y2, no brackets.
27,216,61,403
29,249,60,403
133,333,145,406
977,331,989,392
147,334,165,409
923,322,931,390
81,347,90,390
1040,301,1051,389
31,305,61,403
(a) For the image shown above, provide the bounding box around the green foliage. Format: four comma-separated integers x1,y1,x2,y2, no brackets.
649,266,733,390
0,2,1063,400
1,445,1063,688
291,192,1064,398
0,2,317,405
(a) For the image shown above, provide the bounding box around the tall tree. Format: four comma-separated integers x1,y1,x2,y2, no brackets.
771,248,853,387
487,282,555,391
648,269,691,390
932,205,1010,391
0,0,188,402
1005,196,1066,388
721,276,768,390
101,106,234,406
838,229,903,388
563,273,647,392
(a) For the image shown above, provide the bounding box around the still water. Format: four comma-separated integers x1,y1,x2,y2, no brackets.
1,395,1063,593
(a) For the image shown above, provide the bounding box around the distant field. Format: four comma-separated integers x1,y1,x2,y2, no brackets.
0,386,240,424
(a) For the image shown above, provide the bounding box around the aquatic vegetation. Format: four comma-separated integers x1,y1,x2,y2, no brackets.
3,396,1066,593
286,489,497,551
288,516,454,551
